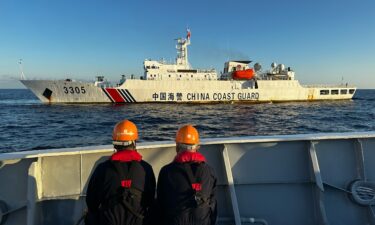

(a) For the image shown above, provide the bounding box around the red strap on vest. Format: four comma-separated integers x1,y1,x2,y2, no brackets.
121,179,132,188
191,183,202,191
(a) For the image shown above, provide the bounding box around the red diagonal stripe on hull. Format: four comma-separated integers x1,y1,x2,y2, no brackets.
106,88,125,103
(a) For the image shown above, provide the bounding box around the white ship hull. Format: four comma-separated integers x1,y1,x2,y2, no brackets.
21,79,356,103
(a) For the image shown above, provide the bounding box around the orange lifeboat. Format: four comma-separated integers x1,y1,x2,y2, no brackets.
232,69,255,80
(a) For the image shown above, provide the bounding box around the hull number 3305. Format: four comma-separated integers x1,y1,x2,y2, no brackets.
63,86,86,94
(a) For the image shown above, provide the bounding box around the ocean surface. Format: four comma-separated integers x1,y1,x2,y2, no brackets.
0,89,374,152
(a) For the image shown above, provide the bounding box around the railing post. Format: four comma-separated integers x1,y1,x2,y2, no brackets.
354,139,366,181
308,141,329,225
222,144,241,225
309,141,324,191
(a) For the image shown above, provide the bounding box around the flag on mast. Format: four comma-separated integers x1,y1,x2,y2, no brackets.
186,28,191,39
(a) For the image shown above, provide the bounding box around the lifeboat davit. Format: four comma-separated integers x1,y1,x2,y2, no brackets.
232,69,255,80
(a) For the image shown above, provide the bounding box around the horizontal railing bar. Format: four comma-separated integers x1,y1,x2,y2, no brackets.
1,131,375,161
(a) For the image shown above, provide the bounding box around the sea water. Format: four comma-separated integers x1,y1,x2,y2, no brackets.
0,89,374,152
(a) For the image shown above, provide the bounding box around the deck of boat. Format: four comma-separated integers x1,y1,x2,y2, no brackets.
1,132,375,225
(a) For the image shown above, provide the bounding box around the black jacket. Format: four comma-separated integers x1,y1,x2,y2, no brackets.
157,153,217,225
86,151,156,225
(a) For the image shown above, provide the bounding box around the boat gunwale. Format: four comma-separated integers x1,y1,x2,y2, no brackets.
1,131,375,161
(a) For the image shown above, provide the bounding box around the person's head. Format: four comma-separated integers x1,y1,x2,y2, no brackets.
112,119,138,151
175,125,200,153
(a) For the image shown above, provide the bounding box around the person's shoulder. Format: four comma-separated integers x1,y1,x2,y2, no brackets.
201,162,216,177
198,161,211,169
95,160,112,170
140,160,151,166
140,160,154,168
90,160,113,177
159,162,175,173
139,160,156,173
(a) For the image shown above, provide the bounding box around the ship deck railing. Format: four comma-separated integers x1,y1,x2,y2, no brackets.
302,84,356,88
1,131,375,225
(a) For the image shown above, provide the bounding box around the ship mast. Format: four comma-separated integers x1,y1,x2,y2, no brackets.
175,29,191,69
19,59,26,80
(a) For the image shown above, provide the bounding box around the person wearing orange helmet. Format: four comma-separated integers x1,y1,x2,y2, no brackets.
157,125,217,225
86,120,156,225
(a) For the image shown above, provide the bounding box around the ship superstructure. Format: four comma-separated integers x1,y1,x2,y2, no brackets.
20,30,356,103
143,31,216,81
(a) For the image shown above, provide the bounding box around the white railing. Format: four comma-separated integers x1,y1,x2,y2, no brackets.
1,131,375,225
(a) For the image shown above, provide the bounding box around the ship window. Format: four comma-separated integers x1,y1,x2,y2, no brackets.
340,89,347,94
179,75,182,77
320,90,329,95
349,89,355,94
169,75,171,77
331,90,339,95
191,75,193,78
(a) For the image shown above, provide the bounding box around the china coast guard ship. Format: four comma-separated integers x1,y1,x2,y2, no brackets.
21,30,356,103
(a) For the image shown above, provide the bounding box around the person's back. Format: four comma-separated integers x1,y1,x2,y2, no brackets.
86,120,156,225
157,125,217,225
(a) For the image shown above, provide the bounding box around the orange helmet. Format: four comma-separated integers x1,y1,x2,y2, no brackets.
112,120,138,144
176,125,200,145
